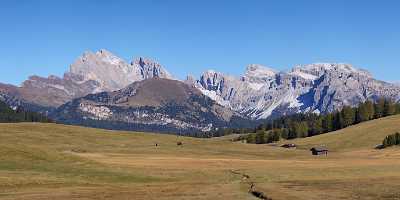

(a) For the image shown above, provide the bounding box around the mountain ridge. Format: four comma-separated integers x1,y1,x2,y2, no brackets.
192,63,400,119
1,49,399,133
51,78,251,133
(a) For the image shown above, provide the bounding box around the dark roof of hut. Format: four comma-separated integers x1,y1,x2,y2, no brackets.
310,147,328,151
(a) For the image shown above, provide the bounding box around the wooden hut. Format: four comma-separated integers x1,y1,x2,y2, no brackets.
310,147,328,155
281,143,296,148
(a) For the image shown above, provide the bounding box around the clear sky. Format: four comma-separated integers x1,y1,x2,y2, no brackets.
1,0,399,85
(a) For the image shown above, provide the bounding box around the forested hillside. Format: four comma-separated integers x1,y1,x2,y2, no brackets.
210,98,400,143
0,100,52,123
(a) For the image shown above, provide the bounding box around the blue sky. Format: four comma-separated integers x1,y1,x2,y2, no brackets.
1,0,399,85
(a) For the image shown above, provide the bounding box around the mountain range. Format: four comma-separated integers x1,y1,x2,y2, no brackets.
1,49,399,133
191,63,400,119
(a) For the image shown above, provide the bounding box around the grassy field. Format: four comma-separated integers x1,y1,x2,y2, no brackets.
0,115,400,199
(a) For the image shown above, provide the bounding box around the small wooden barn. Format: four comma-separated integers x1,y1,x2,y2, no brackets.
310,147,328,155
281,143,296,148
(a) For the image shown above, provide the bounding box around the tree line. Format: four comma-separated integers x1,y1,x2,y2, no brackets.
0,100,52,123
209,98,400,143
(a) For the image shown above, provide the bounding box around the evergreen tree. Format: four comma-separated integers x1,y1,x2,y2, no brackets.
365,100,375,120
334,111,344,130
374,98,385,119
341,106,355,127
383,134,395,147
294,122,309,138
383,99,396,116
271,129,281,142
255,131,266,144
281,128,289,139
356,102,369,123
310,117,323,136
246,133,256,143
394,132,400,145
322,113,334,132
396,103,400,114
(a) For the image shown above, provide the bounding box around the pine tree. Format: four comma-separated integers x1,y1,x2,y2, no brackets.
310,117,323,136
374,98,385,119
271,129,281,142
396,103,400,114
255,131,266,144
382,134,397,148
334,111,344,130
341,106,355,127
383,99,396,116
356,102,369,123
280,128,289,139
365,100,375,120
246,134,256,144
322,113,334,132
294,122,309,138
394,132,400,145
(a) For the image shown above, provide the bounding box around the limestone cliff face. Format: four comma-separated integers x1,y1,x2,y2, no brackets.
69,49,172,92
193,63,400,119
0,49,173,108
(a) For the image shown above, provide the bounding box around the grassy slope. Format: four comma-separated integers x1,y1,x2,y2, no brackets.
0,116,399,199
291,115,400,151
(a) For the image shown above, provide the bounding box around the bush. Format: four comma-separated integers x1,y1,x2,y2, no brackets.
382,132,400,148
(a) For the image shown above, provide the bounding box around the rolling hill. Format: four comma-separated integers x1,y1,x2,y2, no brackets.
291,114,400,151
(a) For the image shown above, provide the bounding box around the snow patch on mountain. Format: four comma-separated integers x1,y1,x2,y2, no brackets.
198,88,231,106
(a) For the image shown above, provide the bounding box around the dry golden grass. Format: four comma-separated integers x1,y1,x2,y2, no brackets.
0,115,400,199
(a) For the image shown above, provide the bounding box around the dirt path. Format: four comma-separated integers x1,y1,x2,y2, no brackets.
230,170,272,200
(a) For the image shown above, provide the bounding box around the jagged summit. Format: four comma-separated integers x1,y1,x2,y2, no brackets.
68,49,173,99
292,63,373,78
195,62,400,119
2,49,173,107
131,57,173,80
245,64,277,78
96,49,127,65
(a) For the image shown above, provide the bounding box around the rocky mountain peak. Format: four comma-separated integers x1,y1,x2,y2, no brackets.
67,50,173,92
131,57,173,80
95,49,126,65
1,49,174,108
293,63,373,78
132,57,158,66
70,50,129,75
245,64,277,78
